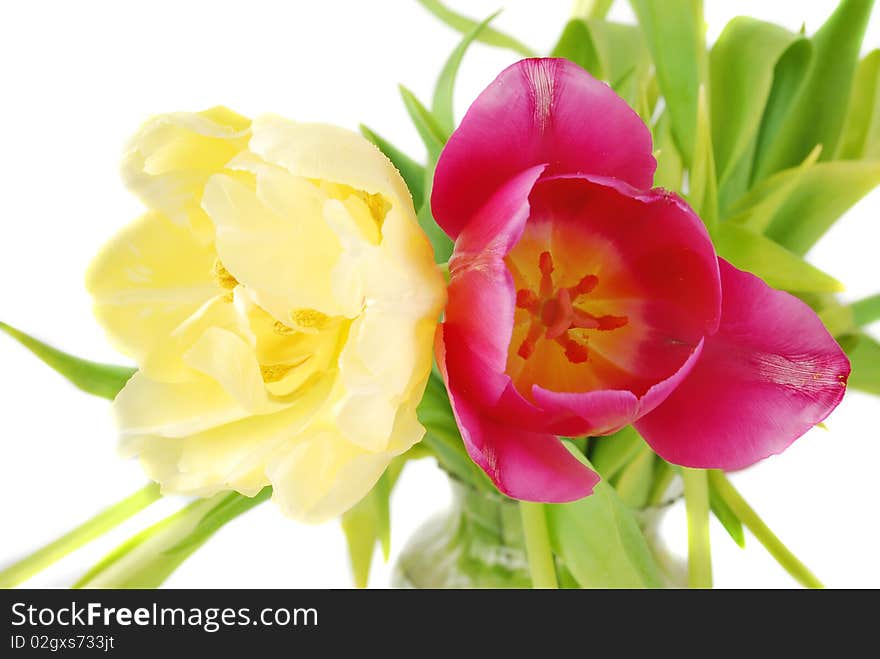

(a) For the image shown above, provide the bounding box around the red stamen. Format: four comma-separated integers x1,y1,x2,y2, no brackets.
544,288,573,339
516,288,539,313
555,333,590,364
517,321,544,360
571,308,601,329
596,314,629,330
539,251,555,298
568,274,599,298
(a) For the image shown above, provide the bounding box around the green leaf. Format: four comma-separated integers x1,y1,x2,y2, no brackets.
612,447,656,509
433,13,498,138
551,20,602,78
589,425,644,481
417,198,454,263
837,50,880,160
75,489,270,588
652,111,683,191
648,459,676,506
359,124,426,210
750,38,813,184
0,483,161,588
801,292,859,337
553,19,652,113
0,321,135,400
852,293,880,326
708,479,745,548
727,144,822,233
341,456,409,588
709,18,802,182
688,86,718,233
398,84,446,162
753,0,875,180
630,0,705,165
763,160,880,255
415,0,536,57
848,333,880,396
547,452,663,588
713,223,844,293
572,0,615,20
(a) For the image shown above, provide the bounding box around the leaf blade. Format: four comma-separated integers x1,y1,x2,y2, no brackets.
547,449,663,588
415,0,536,57
432,13,498,138
0,321,135,400
709,18,801,182
753,0,875,180
630,0,705,165
713,223,844,293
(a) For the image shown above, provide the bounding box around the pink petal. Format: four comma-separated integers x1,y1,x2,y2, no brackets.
432,58,656,239
442,165,546,408
529,337,704,437
504,176,719,399
635,260,851,470
531,175,722,338
439,330,598,502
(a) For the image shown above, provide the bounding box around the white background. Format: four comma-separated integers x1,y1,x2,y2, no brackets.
1,0,878,589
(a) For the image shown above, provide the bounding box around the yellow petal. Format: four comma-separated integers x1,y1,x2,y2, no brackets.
248,116,413,215
183,326,282,414
142,293,246,382
122,107,250,241
86,212,218,377
114,371,247,439
202,169,351,321
121,369,334,498
266,430,394,524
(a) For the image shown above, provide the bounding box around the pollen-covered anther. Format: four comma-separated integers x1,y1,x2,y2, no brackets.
260,363,296,383
555,333,590,364
272,320,296,336
517,321,544,360
568,274,599,299
516,289,540,313
212,258,239,290
289,308,330,333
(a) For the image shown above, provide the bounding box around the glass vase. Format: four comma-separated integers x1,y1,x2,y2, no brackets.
392,475,686,588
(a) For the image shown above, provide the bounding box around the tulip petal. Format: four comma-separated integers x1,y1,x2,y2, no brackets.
247,116,414,220
122,107,250,241
442,360,598,502
432,58,656,238
202,169,347,321
441,166,547,407
635,260,850,470
122,375,335,498
114,371,247,439
266,431,397,524
86,211,219,378
503,176,719,406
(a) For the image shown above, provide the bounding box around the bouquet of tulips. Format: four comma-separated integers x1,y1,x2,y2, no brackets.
2,0,878,589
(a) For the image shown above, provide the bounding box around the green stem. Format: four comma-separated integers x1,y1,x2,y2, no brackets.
681,467,713,588
708,471,823,589
852,293,880,326
519,501,559,589
0,483,161,588
75,488,270,588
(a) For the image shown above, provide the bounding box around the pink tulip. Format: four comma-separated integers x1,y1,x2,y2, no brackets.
433,58,850,502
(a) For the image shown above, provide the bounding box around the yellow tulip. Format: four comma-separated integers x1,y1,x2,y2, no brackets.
87,108,446,522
